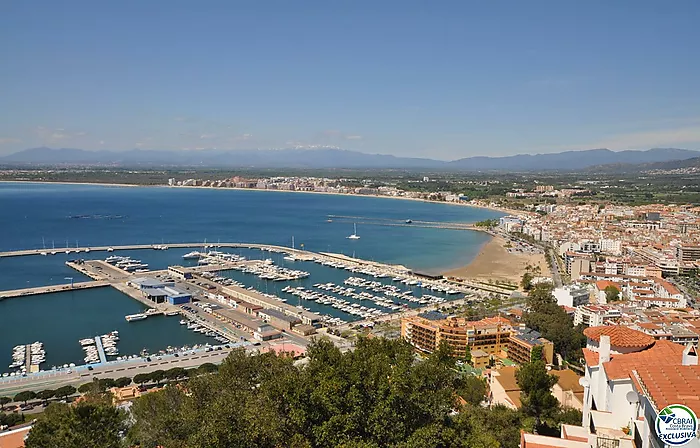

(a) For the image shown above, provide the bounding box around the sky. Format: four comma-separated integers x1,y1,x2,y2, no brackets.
1,1,699,160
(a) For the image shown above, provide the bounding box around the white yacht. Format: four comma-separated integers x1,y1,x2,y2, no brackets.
182,251,202,260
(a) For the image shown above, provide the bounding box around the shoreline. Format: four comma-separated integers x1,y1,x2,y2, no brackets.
444,234,549,285
2,180,525,278
1,179,521,215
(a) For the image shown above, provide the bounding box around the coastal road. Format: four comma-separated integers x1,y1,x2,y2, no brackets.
0,347,240,396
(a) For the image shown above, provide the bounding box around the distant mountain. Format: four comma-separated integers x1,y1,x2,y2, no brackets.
449,148,700,171
587,156,700,173
0,147,444,169
2,147,698,171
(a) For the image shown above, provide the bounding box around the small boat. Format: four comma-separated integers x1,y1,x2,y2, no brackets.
165,310,179,316
347,223,361,240
125,313,148,322
405,219,413,224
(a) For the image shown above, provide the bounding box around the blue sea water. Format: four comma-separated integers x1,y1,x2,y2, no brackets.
0,182,503,372
0,183,502,273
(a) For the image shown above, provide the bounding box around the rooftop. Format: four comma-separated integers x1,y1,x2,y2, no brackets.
632,363,700,416
584,339,687,380
583,325,656,349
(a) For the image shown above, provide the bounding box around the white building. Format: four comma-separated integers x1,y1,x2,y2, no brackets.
579,326,700,448
553,285,591,308
573,305,622,327
599,239,622,255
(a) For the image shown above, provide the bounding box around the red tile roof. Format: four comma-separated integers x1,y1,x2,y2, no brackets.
583,325,656,349
603,340,686,380
633,364,700,416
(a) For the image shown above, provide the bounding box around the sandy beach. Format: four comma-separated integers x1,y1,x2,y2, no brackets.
445,235,549,285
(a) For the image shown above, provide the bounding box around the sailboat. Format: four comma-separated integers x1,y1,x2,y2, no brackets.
40,237,47,256
50,240,57,255
347,223,361,240
284,236,297,261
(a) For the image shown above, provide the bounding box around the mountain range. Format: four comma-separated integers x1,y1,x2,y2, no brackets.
2,147,699,172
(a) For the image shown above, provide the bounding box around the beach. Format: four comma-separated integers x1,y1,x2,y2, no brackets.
444,235,549,285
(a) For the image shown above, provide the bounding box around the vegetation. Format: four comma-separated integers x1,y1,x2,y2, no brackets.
524,283,586,362
14,391,36,405
10,336,585,447
516,360,559,429
25,397,127,448
604,285,621,302
0,396,11,411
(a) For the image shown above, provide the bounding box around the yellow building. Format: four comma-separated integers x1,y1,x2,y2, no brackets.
401,313,554,365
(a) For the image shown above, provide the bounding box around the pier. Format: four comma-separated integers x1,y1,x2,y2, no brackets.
0,281,110,300
94,337,107,364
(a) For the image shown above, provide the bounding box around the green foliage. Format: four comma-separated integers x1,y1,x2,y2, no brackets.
165,367,187,381
524,283,585,361
14,391,36,405
54,385,76,399
149,370,165,385
604,285,621,302
0,412,25,427
457,375,487,406
24,401,127,448
99,378,116,390
474,219,499,229
133,373,150,385
530,345,544,363
78,383,95,394
520,272,534,291
115,377,132,388
0,396,11,410
516,361,559,428
463,344,472,365
197,362,218,374
36,389,55,405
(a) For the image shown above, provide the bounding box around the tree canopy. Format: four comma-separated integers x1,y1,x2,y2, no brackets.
604,285,621,302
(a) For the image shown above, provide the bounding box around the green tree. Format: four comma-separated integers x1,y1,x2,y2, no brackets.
531,345,544,363
133,373,150,386
115,377,132,388
96,378,116,390
458,375,487,406
24,401,127,448
521,272,534,291
78,383,95,394
0,396,11,411
463,344,472,366
165,367,187,381
54,385,76,400
197,362,218,374
516,361,559,429
604,285,621,302
35,389,55,406
14,391,36,405
149,370,165,385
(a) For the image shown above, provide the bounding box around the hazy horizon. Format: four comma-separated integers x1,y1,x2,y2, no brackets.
2,1,699,158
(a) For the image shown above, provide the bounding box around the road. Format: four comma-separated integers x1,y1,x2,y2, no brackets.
0,346,241,396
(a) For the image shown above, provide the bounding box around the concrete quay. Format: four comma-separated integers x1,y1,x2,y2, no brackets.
0,281,109,300
0,346,241,395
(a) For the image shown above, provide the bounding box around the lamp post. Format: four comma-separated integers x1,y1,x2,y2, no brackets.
64,277,74,288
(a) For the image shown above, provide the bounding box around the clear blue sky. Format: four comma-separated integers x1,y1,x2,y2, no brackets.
1,1,699,159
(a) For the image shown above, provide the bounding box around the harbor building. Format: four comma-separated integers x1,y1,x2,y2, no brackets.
401,313,554,365
130,277,191,305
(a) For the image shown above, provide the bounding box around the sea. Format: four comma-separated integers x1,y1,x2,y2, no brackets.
0,182,503,372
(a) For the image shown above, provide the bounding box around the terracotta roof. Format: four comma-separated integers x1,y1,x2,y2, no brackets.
493,366,521,392
633,364,700,416
603,340,686,380
583,325,656,349
595,280,620,291
551,369,583,393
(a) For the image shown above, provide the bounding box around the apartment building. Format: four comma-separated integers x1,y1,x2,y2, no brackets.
401,314,553,365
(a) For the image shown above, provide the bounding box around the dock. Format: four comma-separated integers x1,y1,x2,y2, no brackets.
0,281,110,300
24,345,31,371
93,337,107,364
